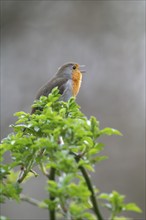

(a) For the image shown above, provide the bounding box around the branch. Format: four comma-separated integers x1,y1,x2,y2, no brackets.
47,136,63,220
17,154,36,183
72,152,103,220
39,162,49,178
17,166,28,183
30,169,39,177
79,165,103,220
49,167,56,220
20,194,47,209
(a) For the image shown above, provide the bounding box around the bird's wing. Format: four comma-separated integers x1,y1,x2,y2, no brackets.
35,77,68,100
31,77,69,114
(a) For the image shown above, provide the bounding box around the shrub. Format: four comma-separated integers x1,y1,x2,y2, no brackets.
0,88,142,220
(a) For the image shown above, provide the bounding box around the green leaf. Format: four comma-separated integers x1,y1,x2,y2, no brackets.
90,116,100,138
6,170,20,183
83,136,94,146
34,126,40,132
114,217,129,220
38,201,48,209
99,193,110,200
124,203,142,213
14,111,28,117
82,212,96,220
44,198,58,210
79,161,95,172
99,127,122,136
91,155,108,164
99,191,142,217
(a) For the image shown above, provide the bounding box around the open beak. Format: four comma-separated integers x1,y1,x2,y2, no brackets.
80,65,86,73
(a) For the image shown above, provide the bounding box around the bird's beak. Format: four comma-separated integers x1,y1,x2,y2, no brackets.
80,65,86,73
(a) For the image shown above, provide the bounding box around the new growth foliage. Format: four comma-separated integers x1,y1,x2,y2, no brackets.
0,88,142,220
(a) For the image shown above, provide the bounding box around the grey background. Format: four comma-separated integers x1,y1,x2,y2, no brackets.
1,1,145,219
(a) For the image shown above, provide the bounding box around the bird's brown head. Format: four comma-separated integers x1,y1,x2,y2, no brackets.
56,63,85,79
56,62,85,96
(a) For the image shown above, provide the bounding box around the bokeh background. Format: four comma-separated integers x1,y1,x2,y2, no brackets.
1,1,145,219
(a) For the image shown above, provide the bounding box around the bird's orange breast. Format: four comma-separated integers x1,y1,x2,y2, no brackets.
72,70,82,96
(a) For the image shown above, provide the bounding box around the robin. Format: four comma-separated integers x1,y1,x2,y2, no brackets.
31,62,85,114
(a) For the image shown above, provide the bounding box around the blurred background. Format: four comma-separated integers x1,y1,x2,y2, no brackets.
1,1,145,219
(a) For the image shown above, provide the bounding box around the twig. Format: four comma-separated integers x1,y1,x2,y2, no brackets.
30,169,39,177
17,151,36,183
72,152,103,220
47,136,63,220
20,194,47,209
17,166,27,183
39,162,49,178
49,167,56,220
79,165,103,220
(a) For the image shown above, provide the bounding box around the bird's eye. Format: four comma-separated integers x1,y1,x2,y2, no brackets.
73,65,76,70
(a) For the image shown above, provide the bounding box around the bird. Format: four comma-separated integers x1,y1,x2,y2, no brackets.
31,62,85,114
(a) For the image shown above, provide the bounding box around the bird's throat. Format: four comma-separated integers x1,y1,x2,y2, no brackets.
72,71,82,97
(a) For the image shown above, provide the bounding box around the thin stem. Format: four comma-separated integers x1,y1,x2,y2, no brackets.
20,194,47,209
39,162,49,178
17,151,36,183
30,169,39,177
79,165,103,220
72,153,103,220
47,136,63,220
49,167,56,220
17,166,28,183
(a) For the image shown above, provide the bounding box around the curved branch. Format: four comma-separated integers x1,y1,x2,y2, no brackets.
79,165,103,220
72,152,103,220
